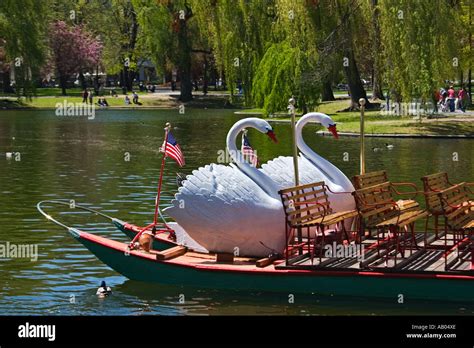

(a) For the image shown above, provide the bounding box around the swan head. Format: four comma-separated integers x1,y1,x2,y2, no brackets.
252,119,278,143
298,112,339,139
318,114,339,139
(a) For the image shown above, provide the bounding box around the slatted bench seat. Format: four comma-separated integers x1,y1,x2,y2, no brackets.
353,182,428,267
421,172,474,236
352,171,420,237
438,183,474,270
353,170,419,210
279,181,358,264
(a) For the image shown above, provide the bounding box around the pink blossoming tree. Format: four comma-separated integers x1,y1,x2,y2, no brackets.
48,21,102,95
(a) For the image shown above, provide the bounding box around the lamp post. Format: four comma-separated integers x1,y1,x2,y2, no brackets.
288,97,299,186
359,98,366,175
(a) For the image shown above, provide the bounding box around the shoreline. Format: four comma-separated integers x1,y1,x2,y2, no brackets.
2,97,473,138
316,130,474,139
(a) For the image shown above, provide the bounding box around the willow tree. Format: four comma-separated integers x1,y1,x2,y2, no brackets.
380,0,463,104
0,0,47,97
192,0,275,105
252,0,320,115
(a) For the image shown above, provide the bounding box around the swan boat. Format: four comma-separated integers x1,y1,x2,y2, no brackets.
37,115,474,301
60,225,474,302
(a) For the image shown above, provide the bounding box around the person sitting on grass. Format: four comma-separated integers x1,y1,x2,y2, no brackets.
98,98,109,107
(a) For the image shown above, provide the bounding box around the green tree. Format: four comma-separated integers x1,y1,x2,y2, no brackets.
380,0,463,104
0,0,47,97
134,0,197,101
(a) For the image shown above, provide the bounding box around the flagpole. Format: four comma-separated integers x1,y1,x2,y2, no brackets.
129,122,172,249
359,98,366,175
154,122,171,226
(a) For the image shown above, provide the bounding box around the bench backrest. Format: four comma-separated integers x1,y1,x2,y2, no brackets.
353,170,388,190
353,182,398,227
279,181,332,227
421,172,451,214
438,183,473,229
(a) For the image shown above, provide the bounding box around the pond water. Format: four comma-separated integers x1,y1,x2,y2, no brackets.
0,108,472,315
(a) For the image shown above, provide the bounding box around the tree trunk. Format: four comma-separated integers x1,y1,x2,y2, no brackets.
79,72,86,90
59,73,68,96
203,55,208,95
177,15,193,102
321,79,335,101
343,48,370,109
2,67,15,94
469,68,472,105
371,0,384,100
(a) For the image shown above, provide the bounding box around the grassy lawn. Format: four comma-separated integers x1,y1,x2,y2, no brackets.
264,99,474,136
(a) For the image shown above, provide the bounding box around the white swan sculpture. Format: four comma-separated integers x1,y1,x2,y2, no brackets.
163,118,286,257
261,112,355,215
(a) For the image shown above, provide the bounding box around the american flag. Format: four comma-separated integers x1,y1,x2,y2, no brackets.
241,131,258,167
161,131,185,167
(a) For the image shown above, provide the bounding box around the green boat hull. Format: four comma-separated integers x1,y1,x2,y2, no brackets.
71,228,474,302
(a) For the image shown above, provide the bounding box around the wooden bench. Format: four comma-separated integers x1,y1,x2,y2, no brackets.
438,183,474,270
421,172,473,236
352,171,419,237
353,182,428,267
353,171,419,209
279,181,358,264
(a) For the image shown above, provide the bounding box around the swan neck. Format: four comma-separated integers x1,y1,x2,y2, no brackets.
296,113,353,190
226,119,280,198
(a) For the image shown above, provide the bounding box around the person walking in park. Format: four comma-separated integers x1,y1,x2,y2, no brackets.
457,86,467,112
447,85,456,112
82,89,88,103
88,90,94,105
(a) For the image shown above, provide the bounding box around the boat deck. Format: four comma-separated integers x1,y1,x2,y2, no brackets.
144,231,473,276
275,232,473,274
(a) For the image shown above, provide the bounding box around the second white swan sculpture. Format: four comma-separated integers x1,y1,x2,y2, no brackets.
261,112,355,215
163,118,285,257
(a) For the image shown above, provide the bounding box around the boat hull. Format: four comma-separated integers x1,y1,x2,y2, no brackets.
70,228,474,302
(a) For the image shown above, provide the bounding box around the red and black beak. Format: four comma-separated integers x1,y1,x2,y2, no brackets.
328,124,339,139
266,130,278,143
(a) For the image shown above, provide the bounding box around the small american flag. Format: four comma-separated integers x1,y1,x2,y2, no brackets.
161,131,185,167
241,131,258,167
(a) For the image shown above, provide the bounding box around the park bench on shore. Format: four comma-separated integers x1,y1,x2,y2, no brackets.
279,181,358,264
353,182,428,268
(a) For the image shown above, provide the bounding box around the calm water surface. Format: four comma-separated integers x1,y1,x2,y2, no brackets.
0,109,472,315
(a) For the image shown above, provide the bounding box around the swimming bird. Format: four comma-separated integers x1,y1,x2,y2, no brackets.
385,143,394,149
96,281,112,298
